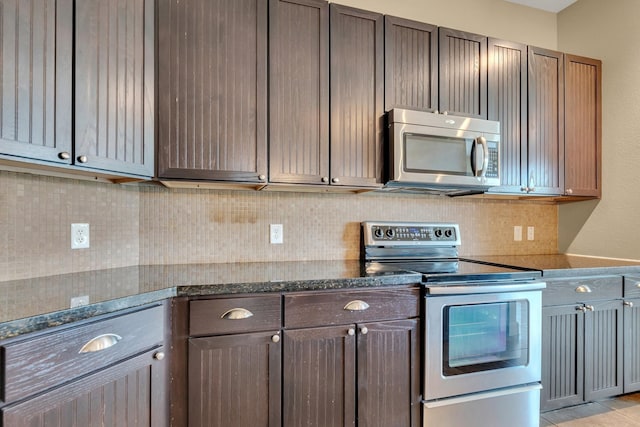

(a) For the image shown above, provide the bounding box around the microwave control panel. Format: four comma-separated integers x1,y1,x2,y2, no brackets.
485,141,499,179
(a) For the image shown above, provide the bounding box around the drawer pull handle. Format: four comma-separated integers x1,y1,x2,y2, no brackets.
576,285,592,293
344,300,370,311
221,308,254,320
79,333,122,353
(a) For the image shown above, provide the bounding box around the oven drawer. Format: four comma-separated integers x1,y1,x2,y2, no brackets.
189,295,282,336
542,275,622,306
284,287,420,329
2,304,164,404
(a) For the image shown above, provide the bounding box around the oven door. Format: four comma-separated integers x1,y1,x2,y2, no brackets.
423,284,543,401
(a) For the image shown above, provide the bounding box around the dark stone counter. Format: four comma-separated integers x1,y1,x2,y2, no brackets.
464,254,640,278
0,261,421,340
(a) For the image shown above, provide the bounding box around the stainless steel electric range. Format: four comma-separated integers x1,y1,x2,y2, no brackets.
362,221,545,427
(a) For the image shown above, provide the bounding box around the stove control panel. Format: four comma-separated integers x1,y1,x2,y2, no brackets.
362,221,461,246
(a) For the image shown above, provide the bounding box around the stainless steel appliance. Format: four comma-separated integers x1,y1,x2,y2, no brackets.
384,109,501,196
362,221,545,427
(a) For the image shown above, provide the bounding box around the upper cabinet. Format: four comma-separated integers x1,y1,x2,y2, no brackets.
439,28,488,119
527,46,565,195
0,0,154,179
268,0,329,186
564,54,602,198
156,0,268,184
384,16,438,113
74,0,155,177
0,0,72,166
487,39,528,194
329,4,384,188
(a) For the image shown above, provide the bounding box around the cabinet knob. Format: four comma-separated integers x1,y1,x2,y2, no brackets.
58,151,71,160
271,334,280,343
348,328,356,336
624,301,634,307
360,327,368,335
332,178,340,184
321,177,329,183
153,351,165,361
521,186,529,193
258,175,266,181
575,306,587,312
77,155,88,163
585,305,595,312
566,188,573,195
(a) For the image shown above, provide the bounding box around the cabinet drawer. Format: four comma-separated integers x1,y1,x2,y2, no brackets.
189,295,282,336
2,304,164,404
543,276,622,306
624,276,640,298
284,288,420,329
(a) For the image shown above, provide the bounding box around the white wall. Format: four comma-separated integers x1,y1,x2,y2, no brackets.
558,0,640,259
334,0,558,49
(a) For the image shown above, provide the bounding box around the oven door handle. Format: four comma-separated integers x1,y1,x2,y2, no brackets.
426,281,546,295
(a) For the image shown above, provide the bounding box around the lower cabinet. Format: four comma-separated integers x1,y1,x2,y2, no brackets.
282,288,421,427
0,303,167,427
541,276,623,411
623,276,640,393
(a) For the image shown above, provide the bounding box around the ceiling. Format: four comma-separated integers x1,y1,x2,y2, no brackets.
504,0,578,13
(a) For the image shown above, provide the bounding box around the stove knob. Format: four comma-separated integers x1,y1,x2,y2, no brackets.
444,229,453,238
434,229,443,238
386,229,395,238
373,228,384,239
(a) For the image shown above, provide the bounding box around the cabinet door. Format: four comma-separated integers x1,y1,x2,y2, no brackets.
156,0,268,183
584,299,623,401
283,325,356,427
564,54,602,198
188,332,281,427
330,4,384,188
527,46,564,195
357,319,420,427
624,297,640,393
541,304,584,411
0,0,72,165
74,0,154,177
438,27,487,119
2,348,167,427
487,38,527,194
384,16,437,113
269,0,329,185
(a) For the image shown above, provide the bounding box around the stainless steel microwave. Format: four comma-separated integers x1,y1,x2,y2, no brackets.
384,109,501,196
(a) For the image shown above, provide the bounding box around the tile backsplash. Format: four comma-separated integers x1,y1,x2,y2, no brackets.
1,170,558,281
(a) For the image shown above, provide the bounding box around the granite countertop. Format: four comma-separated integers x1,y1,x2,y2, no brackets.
464,254,640,278
0,260,421,340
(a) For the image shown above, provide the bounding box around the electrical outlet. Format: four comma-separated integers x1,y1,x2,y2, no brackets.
527,226,535,241
71,223,90,249
513,225,522,241
270,224,283,244
70,295,89,308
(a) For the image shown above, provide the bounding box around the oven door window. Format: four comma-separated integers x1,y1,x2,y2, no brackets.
442,300,529,376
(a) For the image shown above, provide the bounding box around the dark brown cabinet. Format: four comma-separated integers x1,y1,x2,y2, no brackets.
283,288,421,427
0,304,167,426
384,16,438,113
0,0,72,166
269,0,329,186
186,295,282,427
328,4,384,188
541,276,623,411
438,27,488,119
526,46,565,195
564,54,602,198
487,38,528,194
156,0,268,184
0,0,154,178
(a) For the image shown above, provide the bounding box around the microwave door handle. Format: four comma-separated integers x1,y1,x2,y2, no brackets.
471,136,489,177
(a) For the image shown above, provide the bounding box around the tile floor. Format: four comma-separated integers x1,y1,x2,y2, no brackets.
541,394,640,426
